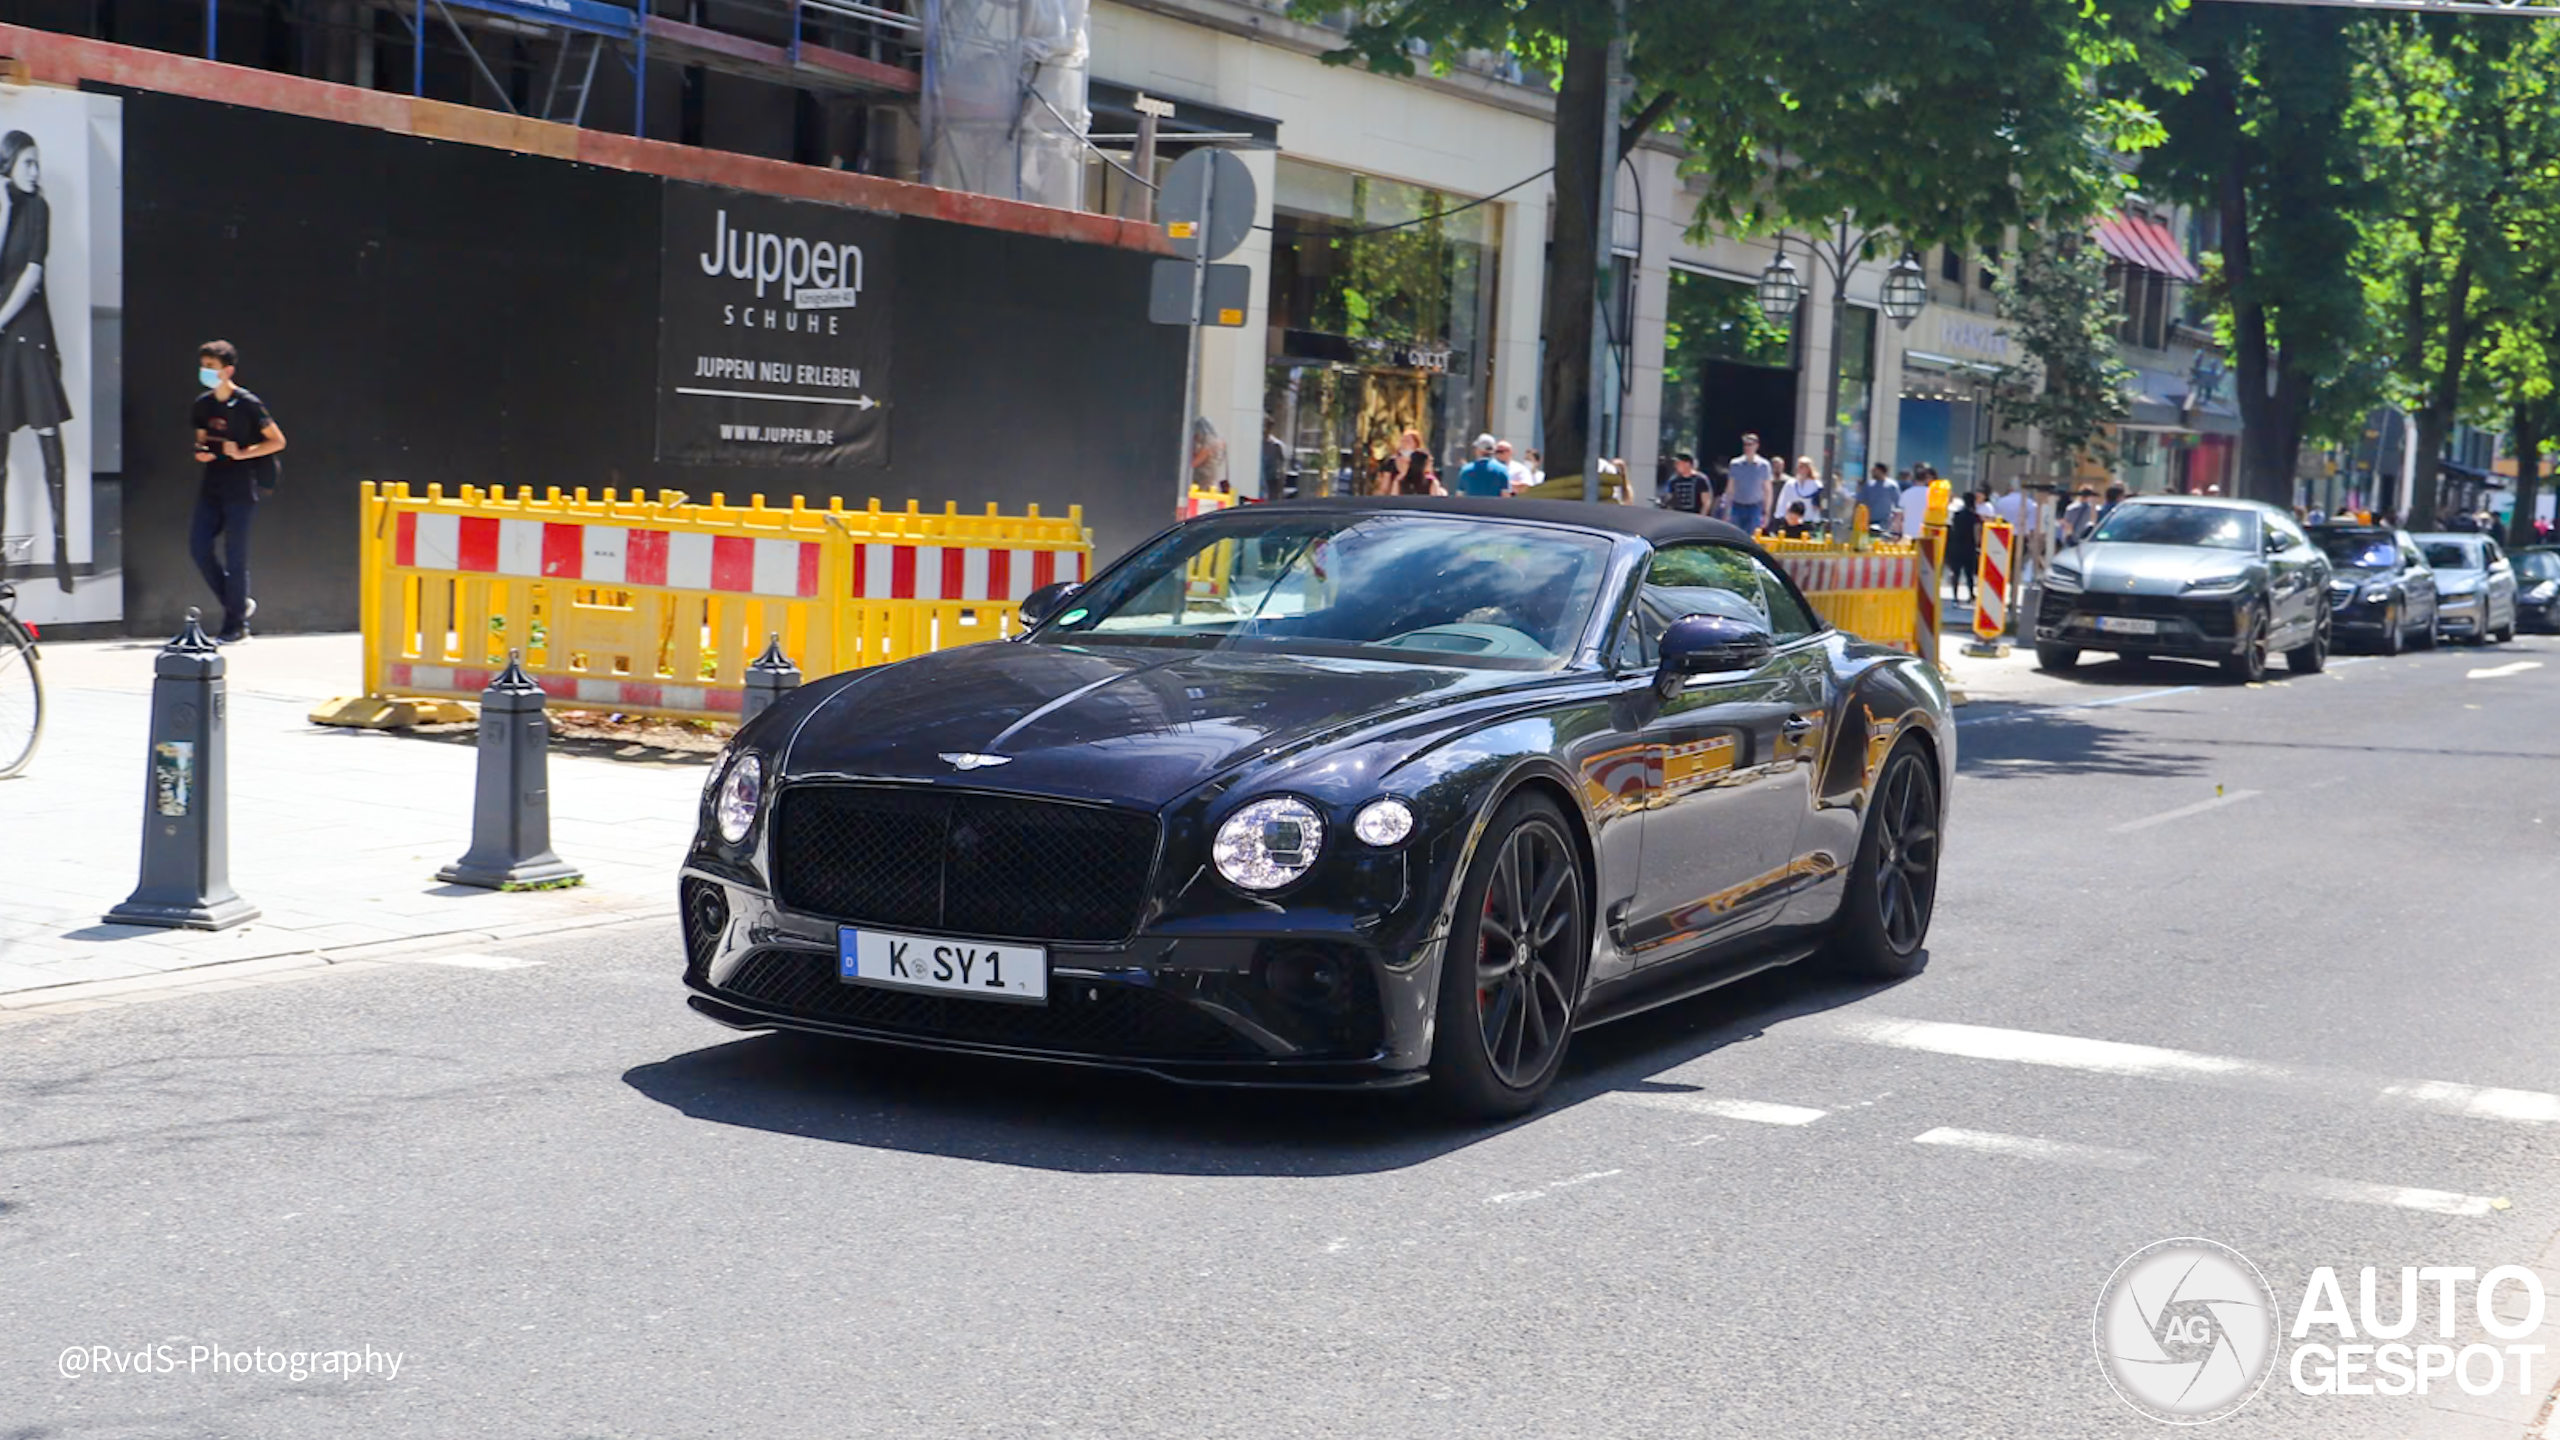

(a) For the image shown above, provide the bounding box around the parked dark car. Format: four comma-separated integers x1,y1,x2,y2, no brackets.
2515,547,2560,632
2035,496,2332,682
2307,523,2438,654
2413,533,2519,643
679,499,1956,1118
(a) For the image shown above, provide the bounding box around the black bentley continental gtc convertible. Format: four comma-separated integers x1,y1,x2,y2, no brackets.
679,499,1954,1117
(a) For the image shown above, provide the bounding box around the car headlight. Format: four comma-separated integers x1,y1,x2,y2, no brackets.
2045,566,2083,594
2183,572,2249,593
714,753,764,844
1352,797,1416,848
2361,583,2396,603
2529,580,2557,602
1214,796,1326,891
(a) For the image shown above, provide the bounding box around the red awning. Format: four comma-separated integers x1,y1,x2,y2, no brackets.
2095,212,2201,282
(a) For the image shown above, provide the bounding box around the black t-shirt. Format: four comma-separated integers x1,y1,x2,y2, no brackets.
194,388,277,504
1662,470,1707,513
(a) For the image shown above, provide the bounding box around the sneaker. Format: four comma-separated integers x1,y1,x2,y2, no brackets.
216,628,248,645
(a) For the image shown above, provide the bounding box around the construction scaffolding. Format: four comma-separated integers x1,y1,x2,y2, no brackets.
919,0,1089,210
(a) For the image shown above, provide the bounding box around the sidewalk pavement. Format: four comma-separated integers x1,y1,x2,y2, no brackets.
0,633,707,1003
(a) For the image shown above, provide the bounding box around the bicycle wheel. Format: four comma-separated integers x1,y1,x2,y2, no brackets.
0,616,42,779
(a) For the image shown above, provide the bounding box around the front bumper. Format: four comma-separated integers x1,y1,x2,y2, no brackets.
2437,594,2485,633
2036,588,2250,658
2521,594,2559,631
679,871,1440,1087
2327,591,2399,635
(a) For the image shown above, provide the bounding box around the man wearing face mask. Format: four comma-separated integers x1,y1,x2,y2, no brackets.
189,340,286,643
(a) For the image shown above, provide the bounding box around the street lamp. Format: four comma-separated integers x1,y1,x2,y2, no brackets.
1757,247,1805,327
1882,251,1927,329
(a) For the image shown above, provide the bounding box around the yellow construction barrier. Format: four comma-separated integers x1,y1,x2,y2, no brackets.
1756,531,1923,654
317,482,1091,727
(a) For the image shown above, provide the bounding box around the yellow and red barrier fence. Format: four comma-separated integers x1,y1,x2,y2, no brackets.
321,482,1090,727
1758,532,1923,655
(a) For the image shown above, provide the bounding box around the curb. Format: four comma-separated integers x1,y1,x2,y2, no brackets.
0,907,675,1016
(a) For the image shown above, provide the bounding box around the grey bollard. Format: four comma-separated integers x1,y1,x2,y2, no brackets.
436,651,581,890
741,633,801,724
106,610,260,930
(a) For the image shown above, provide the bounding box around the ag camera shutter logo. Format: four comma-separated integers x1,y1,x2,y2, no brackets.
2094,1238,2279,1423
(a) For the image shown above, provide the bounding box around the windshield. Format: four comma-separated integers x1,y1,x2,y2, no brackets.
1033,513,1617,669
2422,540,2482,571
2087,503,2256,552
2313,530,2398,569
2514,550,2560,582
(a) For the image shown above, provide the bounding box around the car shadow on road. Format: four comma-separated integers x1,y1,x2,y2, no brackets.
1954,707,2209,783
618,961,1904,1177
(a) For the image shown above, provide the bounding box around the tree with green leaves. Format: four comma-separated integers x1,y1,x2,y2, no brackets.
1308,0,2171,495
2355,15,2560,529
1985,229,2135,480
2139,3,2377,508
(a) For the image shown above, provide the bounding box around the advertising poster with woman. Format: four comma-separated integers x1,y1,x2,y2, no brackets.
0,84,120,625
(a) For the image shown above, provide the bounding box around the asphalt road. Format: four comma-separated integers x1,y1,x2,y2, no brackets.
7,634,2560,1440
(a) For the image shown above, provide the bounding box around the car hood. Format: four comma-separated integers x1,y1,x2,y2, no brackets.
2070,543,2259,596
2327,564,2395,583
2435,568,2486,591
780,640,1535,809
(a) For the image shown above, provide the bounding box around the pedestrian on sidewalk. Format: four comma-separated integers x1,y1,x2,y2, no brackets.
1456,434,1511,497
1775,501,1815,538
1947,488,1982,603
1725,433,1774,534
1778,458,1825,531
1659,451,1709,514
1495,439,1531,493
190,340,286,644
1897,466,1934,540
2061,485,2102,546
1855,463,1899,534
1396,448,1440,496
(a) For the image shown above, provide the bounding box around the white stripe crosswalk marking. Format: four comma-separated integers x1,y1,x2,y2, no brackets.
2262,1174,2502,1217
1827,1016,2560,1126
1603,1093,1826,1125
2111,789,2261,833
1911,1127,2152,1171
2468,660,2542,679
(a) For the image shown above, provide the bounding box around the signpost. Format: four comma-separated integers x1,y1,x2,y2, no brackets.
1152,147,1258,518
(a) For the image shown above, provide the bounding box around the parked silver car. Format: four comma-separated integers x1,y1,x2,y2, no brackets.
2035,496,2332,683
2412,533,2519,644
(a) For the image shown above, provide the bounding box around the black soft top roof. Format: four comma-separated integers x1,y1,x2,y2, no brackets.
1198,495,1753,547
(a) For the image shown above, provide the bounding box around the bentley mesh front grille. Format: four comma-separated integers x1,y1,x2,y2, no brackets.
773,786,1159,944
717,950,1261,1059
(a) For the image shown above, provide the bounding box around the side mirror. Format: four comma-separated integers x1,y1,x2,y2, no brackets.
2263,532,2285,554
1658,613,1773,689
1019,581,1083,628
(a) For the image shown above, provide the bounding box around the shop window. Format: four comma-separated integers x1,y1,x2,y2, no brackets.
1941,247,1965,284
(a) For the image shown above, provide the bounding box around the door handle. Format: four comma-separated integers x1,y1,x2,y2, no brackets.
1782,714,1816,738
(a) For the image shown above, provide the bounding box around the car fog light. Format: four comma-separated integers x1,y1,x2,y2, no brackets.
1215,796,1325,891
1353,797,1416,848
715,754,764,844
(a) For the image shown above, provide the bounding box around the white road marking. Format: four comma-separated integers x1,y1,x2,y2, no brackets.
1604,1093,1827,1126
2468,660,2544,679
1484,1191,1544,1205
2263,1173,2503,1218
396,953,544,970
2110,789,2262,833
1551,1169,1624,1187
1955,685,2200,728
2080,685,2202,708
1911,1127,2152,1171
1828,1016,2560,1126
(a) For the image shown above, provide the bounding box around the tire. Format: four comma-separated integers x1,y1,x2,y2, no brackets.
2494,614,2516,643
1825,740,1942,981
1426,792,1588,1120
2221,605,2271,683
2034,643,2080,672
2379,603,2403,657
0,616,41,781
2414,611,2437,650
2286,613,2330,674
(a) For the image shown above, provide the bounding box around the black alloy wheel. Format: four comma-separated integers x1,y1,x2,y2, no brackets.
2223,605,2271,683
1429,792,1586,1119
2287,613,2330,675
2380,601,2403,656
1827,741,1941,980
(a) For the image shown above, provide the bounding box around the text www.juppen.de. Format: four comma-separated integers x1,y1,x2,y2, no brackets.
718,423,835,445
